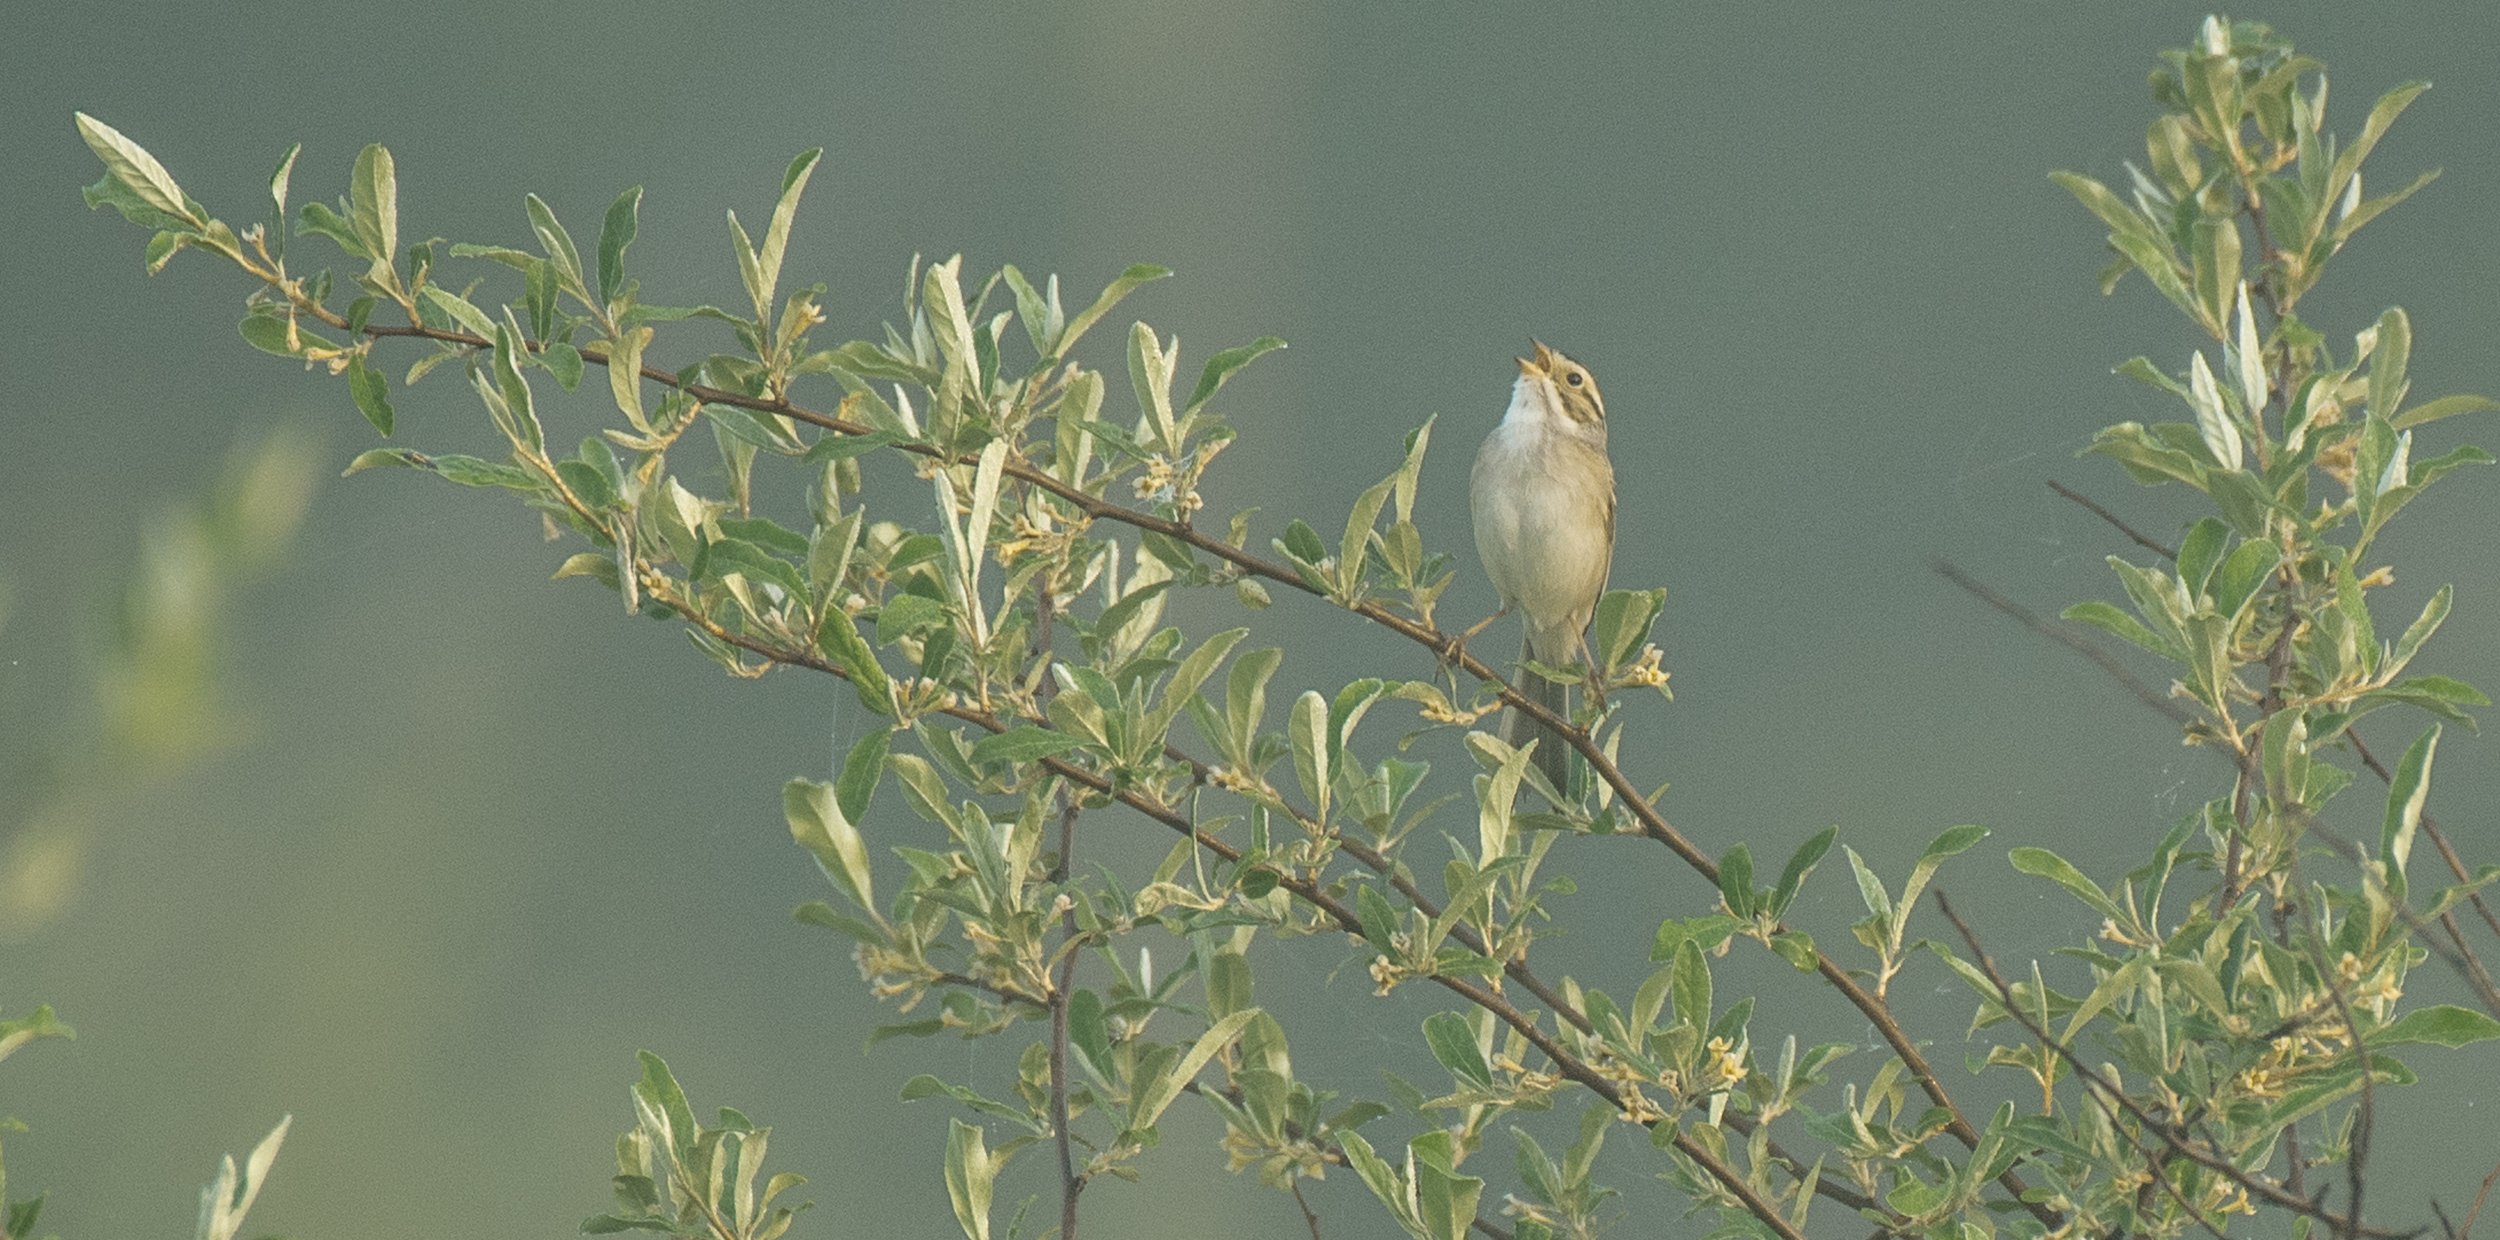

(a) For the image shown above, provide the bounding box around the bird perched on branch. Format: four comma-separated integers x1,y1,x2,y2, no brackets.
1469,340,1617,793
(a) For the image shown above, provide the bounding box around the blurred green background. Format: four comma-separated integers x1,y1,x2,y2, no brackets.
6,3,2498,1235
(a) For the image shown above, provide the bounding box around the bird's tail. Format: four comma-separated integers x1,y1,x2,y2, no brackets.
1509,635,1573,794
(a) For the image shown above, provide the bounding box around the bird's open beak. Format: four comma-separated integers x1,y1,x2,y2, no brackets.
1516,339,1554,377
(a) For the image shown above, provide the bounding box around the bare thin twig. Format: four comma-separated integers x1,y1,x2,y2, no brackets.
2049,479,2180,560
1934,558,2191,724
1289,1179,1324,1240
2439,1157,2500,1239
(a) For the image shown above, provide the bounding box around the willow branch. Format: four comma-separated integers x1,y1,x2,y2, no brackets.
331,311,2014,1217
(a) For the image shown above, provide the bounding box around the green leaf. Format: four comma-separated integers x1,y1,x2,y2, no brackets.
1185,336,1286,412
2187,352,2242,470
873,592,946,644
2211,538,2281,624
2390,584,2453,675
1221,646,1283,766
1131,1008,1261,1131
2062,955,2148,1045
419,453,538,490
1127,321,1179,451
814,607,891,714
2375,1004,2500,1049
299,199,366,257
1411,1140,1485,1240
786,778,874,911
1335,1132,1410,1227
2334,167,2442,243
2379,725,2439,901
599,186,642,305
350,144,399,280
2008,847,2125,921
1670,940,1711,1033
1058,264,1171,357
2063,600,2183,661
74,112,198,225
968,727,1080,768
0,1005,75,1065
2392,393,2500,430
1770,825,1838,918
943,1119,997,1240
1357,882,1400,950
2327,81,2431,216
2368,307,2413,422
525,192,588,303
346,354,394,436
1422,1011,1492,1088
1715,843,1755,918
758,149,823,318
543,340,585,390
633,1050,700,1161
1768,929,1818,972
420,285,498,339
1844,846,1893,926
1289,689,1330,818
238,308,334,358
1590,588,1666,673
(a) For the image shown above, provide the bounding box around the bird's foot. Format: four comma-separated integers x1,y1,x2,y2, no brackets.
1441,609,1506,668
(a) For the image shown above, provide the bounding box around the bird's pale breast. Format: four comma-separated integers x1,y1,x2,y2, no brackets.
1471,421,1614,646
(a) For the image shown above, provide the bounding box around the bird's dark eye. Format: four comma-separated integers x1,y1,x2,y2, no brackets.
1566,371,1584,387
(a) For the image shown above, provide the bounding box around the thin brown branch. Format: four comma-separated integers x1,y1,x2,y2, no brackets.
2050,480,2180,561
2445,1156,2500,1239
1289,1178,1324,1240
1934,559,2190,725
1934,890,2417,1240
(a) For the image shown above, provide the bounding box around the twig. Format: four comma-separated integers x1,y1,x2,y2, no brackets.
1932,559,2189,724
2442,1157,2500,1239
2049,479,2179,560
1290,1179,1324,1240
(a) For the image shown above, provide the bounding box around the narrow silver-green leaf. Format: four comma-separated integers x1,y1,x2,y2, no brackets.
598,186,642,304
74,112,198,225
758,149,824,316
351,144,399,276
1059,264,1171,357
